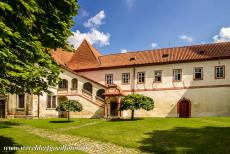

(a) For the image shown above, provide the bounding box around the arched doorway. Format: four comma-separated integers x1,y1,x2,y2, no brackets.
178,98,191,118
0,100,5,118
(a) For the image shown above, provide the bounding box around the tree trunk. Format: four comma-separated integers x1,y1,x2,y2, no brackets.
131,110,134,120
67,111,70,122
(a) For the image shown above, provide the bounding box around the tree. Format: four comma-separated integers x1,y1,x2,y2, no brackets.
0,0,79,95
56,100,83,122
120,94,154,120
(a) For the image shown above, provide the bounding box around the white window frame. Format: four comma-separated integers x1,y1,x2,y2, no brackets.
215,66,225,79
47,94,57,109
122,73,130,84
105,74,113,85
173,69,182,81
194,67,203,80
137,72,145,83
154,70,162,82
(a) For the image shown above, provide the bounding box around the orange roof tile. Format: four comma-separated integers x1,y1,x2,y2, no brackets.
51,48,74,66
53,40,230,72
68,39,102,70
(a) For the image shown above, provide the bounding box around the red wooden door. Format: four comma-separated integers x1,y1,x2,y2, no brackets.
179,101,190,118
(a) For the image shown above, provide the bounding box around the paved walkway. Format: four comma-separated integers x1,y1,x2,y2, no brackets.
58,121,103,131
15,125,145,154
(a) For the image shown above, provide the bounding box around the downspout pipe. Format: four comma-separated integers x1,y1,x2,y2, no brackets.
37,95,40,118
129,57,136,94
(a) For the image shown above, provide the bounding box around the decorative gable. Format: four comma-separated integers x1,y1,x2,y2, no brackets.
68,39,102,70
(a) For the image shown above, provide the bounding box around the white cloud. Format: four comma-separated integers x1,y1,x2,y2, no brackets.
213,27,230,43
83,10,105,28
126,0,135,8
179,34,193,43
120,49,128,53
151,42,157,48
67,29,110,49
78,8,89,18
68,10,110,49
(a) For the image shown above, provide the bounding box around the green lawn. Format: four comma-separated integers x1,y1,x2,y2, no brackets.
0,120,85,154
1,117,230,154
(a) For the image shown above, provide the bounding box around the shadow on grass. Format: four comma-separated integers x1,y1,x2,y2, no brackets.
0,121,20,129
49,121,74,123
139,126,230,154
108,118,144,122
0,136,22,154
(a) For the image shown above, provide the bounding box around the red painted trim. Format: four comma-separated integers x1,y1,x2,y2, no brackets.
123,84,230,92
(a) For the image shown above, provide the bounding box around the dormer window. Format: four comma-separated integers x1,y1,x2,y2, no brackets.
129,57,136,61
162,54,169,58
197,50,205,55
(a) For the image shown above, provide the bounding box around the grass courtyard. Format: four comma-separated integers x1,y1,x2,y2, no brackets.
1,117,230,154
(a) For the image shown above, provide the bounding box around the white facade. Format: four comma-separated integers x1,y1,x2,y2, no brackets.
4,51,230,118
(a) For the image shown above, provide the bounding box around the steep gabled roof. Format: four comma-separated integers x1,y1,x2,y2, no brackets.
67,39,102,70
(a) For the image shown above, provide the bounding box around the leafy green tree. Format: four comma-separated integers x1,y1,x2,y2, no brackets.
0,0,78,95
120,94,154,120
56,100,83,122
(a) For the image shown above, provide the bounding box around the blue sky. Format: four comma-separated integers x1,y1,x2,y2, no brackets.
67,0,230,55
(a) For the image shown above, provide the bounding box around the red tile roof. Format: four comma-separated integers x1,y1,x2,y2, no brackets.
52,48,74,66
53,41,230,72
68,39,102,70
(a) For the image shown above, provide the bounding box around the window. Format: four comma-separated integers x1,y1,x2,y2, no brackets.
194,67,203,80
105,74,113,85
71,78,78,89
17,94,25,109
47,94,56,109
154,71,162,82
122,73,130,84
173,69,182,81
137,72,145,83
96,89,105,100
215,66,225,79
83,82,93,94
58,79,68,89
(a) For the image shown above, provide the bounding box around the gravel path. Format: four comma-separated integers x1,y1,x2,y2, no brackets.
15,125,145,154
58,121,103,131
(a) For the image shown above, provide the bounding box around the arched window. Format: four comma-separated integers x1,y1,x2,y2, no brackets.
71,78,78,89
96,89,105,100
58,79,68,89
83,82,92,94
